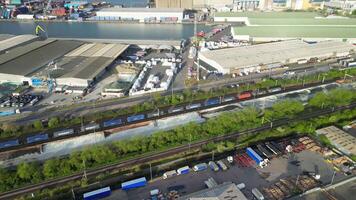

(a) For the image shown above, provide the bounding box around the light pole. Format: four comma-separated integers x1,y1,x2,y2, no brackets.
149,163,153,181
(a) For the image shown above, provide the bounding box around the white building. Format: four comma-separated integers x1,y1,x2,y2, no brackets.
323,0,356,13
198,40,356,74
96,7,184,23
233,0,261,10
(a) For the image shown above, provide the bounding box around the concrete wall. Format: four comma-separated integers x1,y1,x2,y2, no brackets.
55,78,89,87
155,0,193,8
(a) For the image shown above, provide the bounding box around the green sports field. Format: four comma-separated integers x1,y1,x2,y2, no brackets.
234,26,356,38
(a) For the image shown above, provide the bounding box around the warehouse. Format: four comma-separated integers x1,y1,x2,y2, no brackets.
0,39,83,85
198,40,356,74
316,126,356,155
38,43,129,88
0,34,38,54
96,7,184,23
0,37,129,88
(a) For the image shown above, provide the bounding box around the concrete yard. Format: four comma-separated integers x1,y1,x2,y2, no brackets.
103,149,345,200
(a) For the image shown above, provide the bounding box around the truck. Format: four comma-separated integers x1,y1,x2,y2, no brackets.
163,170,177,179
193,163,208,172
208,161,219,171
83,186,111,200
217,160,228,171
177,166,190,175
252,188,264,200
246,147,265,167
121,177,147,190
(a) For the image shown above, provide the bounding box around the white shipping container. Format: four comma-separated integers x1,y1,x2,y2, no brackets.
17,14,34,19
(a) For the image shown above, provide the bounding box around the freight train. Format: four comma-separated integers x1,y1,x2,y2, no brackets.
0,83,322,151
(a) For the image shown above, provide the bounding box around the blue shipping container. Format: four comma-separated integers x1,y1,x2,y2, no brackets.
26,133,49,144
83,186,111,200
103,119,122,128
0,139,19,149
121,177,147,190
246,147,263,165
204,98,220,106
127,114,145,123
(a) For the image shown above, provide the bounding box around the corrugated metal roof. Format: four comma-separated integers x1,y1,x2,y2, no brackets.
0,35,38,52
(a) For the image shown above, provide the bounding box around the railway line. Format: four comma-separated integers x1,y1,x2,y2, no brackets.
0,80,336,153
0,101,355,200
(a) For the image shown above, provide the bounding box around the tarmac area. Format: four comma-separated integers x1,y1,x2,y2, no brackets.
103,149,343,200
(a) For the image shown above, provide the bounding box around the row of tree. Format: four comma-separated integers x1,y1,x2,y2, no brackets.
1,88,356,194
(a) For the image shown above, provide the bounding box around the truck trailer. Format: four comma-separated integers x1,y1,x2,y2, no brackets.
193,163,208,172
177,166,190,175
121,177,147,190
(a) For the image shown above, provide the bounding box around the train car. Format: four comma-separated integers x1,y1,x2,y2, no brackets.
237,92,252,100
253,89,267,96
83,186,111,200
147,110,160,118
222,96,235,102
81,123,100,132
103,119,122,128
168,106,184,114
185,103,202,110
53,129,74,138
267,87,282,93
204,98,220,106
26,133,49,144
0,139,20,149
121,177,147,190
127,114,145,123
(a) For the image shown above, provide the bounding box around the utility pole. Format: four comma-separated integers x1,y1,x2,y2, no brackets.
71,187,76,200
149,163,153,181
82,159,87,181
330,170,336,185
189,133,192,152
212,151,215,161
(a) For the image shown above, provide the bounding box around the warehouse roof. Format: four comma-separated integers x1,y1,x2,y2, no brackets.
199,40,356,71
0,35,38,53
0,40,84,76
98,7,184,13
178,182,248,200
316,126,356,155
46,43,128,80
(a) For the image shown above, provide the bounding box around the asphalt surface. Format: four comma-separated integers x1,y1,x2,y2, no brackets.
0,102,355,200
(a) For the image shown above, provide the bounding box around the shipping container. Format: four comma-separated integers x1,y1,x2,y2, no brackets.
257,144,274,159
26,133,49,144
237,92,252,100
163,170,177,179
81,123,100,132
268,87,282,93
127,114,145,123
121,177,147,190
208,161,219,171
0,139,19,149
265,142,281,155
204,98,220,106
168,106,184,113
53,129,74,138
222,96,235,102
177,166,190,175
217,160,228,170
193,163,208,172
252,188,264,200
83,186,111,200
103,119,122,128
185,103,201,110
246,147,264,166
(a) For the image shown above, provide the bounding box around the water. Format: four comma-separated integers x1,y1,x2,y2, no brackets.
0,21,210,40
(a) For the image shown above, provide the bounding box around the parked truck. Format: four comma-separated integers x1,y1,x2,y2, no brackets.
193,163,208,172
208,161,219,172
163,170,177,179
252,188,265,200
177,166,190,175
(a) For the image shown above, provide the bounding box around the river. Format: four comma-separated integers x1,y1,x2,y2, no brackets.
0,21,210,40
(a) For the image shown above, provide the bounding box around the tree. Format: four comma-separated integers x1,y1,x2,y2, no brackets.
33,120,43,130
309,92,330,108
270,100,304,119
43,159,60,178
17,162,42,182
48,117,60,128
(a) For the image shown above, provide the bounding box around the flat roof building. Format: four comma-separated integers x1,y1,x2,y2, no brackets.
96,7,184,23
0,34,39,54
316,126,356,155
178,182,248,200
198,40,356,74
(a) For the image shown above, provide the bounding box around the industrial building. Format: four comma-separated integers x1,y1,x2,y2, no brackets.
0,35,129,89
95,7,184,23
0,34,38,54
153,0,233,9
198,40,356,74
316,126,356,155
178,182,248,200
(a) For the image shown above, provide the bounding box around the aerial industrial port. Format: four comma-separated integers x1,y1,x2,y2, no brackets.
0,0,356,200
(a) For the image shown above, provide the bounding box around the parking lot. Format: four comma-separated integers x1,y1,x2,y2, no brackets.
103,136,352,200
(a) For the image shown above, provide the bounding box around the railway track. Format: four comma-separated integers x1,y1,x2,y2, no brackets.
1,101,355,200
0,80,337,153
